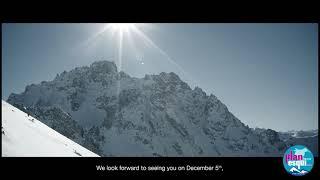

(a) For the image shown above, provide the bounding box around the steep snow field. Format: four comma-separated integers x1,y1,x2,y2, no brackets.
2,100,99,157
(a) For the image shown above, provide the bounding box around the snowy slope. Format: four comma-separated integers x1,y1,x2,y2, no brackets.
1,100,99,157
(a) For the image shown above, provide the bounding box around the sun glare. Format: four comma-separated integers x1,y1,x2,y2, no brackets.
78,23,196,100
109,23,136,33
80,23,194,85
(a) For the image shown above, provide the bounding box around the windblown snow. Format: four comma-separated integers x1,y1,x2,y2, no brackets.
1,100,99,157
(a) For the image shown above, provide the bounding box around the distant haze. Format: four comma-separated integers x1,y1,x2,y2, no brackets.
2,23,318,131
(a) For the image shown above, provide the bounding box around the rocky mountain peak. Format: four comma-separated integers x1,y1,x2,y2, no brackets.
90,60,118,73
6,60,317,157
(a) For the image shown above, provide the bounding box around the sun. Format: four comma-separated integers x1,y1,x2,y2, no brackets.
79,23,193,90
109,23,136,33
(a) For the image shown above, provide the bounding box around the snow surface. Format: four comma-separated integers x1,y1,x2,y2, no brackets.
1,100,99,157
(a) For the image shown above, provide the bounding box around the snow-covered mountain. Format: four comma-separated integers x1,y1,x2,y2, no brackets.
6,60,318,156
279,129,318,139
278,130,318,156
2,100,99,157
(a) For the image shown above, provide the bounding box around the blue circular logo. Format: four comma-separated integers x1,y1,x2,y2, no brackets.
283,145,314,176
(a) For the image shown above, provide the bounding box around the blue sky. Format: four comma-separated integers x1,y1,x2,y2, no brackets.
2,23,318,131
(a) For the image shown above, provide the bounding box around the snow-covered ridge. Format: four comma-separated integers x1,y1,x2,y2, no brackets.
279,129,318,139
1,100,99,157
